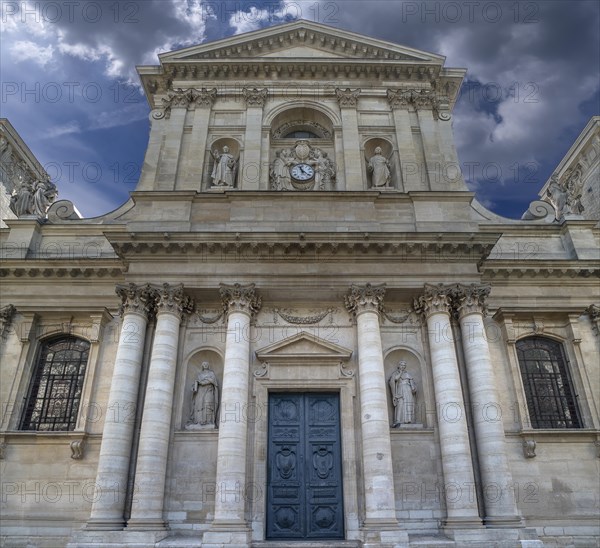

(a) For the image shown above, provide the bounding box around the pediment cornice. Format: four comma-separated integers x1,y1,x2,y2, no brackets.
255,330,352,363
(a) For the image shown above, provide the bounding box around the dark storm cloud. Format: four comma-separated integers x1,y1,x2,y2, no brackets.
1,0,598,217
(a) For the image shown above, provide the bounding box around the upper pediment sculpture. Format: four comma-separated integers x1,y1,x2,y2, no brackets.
547,165,585,219
9,177,58,219
210,146,237,188
270,140,336,191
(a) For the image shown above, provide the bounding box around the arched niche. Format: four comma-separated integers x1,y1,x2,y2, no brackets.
202,137,242,190
384,347,425,428
180,348,223,430
363,137,402,191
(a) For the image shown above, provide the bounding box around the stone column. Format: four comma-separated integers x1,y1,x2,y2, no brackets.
336,88,364,191
128,284,194,529
203,283,261,547
454,284,522,527
414,284,482,528
241,88,267,190
345,284,402,533
87,284,155,530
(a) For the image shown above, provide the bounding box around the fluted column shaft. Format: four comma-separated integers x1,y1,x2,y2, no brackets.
455,285,521,525
415,285,481,527
346,284,398,524
128,284,193,529
87,284,155,530
212,283,261,524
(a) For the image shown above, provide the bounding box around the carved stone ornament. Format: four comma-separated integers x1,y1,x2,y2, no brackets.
155,283,195,318
523,439,536,459
452,283,491,318
274,308,335,325
546,164,585,220
0,438,6,460
153,87,217,119
242,87,268,107
387,88,451,120
9,177,58,219
220,283,262,317
70,438,85,460
0,304,16,337
344,283,386,316
335,88,361,107
413,284,452,318
116,283,157,318
272,120,331,139
270,141,336,191
254,361,269,378
585,304,600,335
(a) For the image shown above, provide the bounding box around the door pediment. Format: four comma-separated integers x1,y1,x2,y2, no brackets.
256,331,352,364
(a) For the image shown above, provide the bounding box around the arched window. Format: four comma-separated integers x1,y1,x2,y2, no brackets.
21,336,90,431
283,130,319,139
516,337,581,429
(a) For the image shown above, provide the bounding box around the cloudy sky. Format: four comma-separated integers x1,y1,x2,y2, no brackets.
1,0,598,218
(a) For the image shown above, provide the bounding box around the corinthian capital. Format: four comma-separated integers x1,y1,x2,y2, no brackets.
345,283,386,315
190,87,217,107
155,283,195,318
220,283,261,316
0,304,16,337
413,284,452,318
452,284,490,318
335,88,361,107
242,87,268,107
116,283,156,318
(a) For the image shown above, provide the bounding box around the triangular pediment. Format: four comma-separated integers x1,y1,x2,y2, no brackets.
256,331,352,363
159,20,444,64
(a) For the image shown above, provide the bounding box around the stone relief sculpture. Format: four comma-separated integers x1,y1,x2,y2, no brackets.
210,146,237,187
269,140,336,191
186,361,219,429
546,165,585,220
367,147,391,188
9,177,58,218
388,360,417,426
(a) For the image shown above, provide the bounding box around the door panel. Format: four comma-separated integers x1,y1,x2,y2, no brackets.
267,393,344,540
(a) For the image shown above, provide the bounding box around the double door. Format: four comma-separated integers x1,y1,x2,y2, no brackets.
266,392,344,540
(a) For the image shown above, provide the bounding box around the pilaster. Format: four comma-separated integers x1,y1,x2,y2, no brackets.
336,88,364,191
241,88,268,191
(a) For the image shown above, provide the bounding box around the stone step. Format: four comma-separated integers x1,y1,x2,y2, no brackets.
252,542,361,548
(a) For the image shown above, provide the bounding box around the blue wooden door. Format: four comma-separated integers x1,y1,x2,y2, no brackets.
266,393,344,540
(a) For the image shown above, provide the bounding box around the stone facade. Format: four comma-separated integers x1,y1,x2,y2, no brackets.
0,20,598,548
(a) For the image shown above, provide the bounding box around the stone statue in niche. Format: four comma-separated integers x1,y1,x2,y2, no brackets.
210,146,237,187
270,149,293,190
367,147,391,188
186,361,219,429
388,360,417,426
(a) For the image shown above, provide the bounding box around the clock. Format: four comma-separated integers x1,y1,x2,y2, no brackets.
290,163,315,181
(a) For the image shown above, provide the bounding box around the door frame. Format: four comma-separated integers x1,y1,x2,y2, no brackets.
251,375,359,542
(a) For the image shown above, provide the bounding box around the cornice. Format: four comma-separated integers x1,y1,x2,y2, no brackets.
0,260,126,280
481,260,599,280
105,232,500,263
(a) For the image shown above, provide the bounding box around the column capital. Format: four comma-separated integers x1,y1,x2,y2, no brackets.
0,304,16,337
116,283,156,318
190,87,217,107
453,283,490,319
413,283,452,318
335,87,361,108
220,283,261,317
242,87,268,107
386,88,413,109
345,283,386,316
155,283,195,318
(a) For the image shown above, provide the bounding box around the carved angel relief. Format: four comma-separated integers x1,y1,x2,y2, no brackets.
270,140,336,191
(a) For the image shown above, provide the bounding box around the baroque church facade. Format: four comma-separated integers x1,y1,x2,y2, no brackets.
0,21,599,548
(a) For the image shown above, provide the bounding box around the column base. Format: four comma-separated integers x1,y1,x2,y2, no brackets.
84,518,125,531
484,515,525,528
361,518,409,548
202,521,252,548
126,517,168,531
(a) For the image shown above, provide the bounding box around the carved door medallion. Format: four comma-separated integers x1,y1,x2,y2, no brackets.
266,393,344,540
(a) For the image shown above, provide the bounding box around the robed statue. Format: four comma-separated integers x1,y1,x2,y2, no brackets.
367,146,391,188
388,360,417,426
210,146,236,187
187,361,219,429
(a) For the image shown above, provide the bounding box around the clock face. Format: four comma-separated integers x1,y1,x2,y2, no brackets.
290,163,315,181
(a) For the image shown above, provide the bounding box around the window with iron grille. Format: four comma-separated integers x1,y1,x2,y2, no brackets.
516,337,582,429
20,337,90,431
